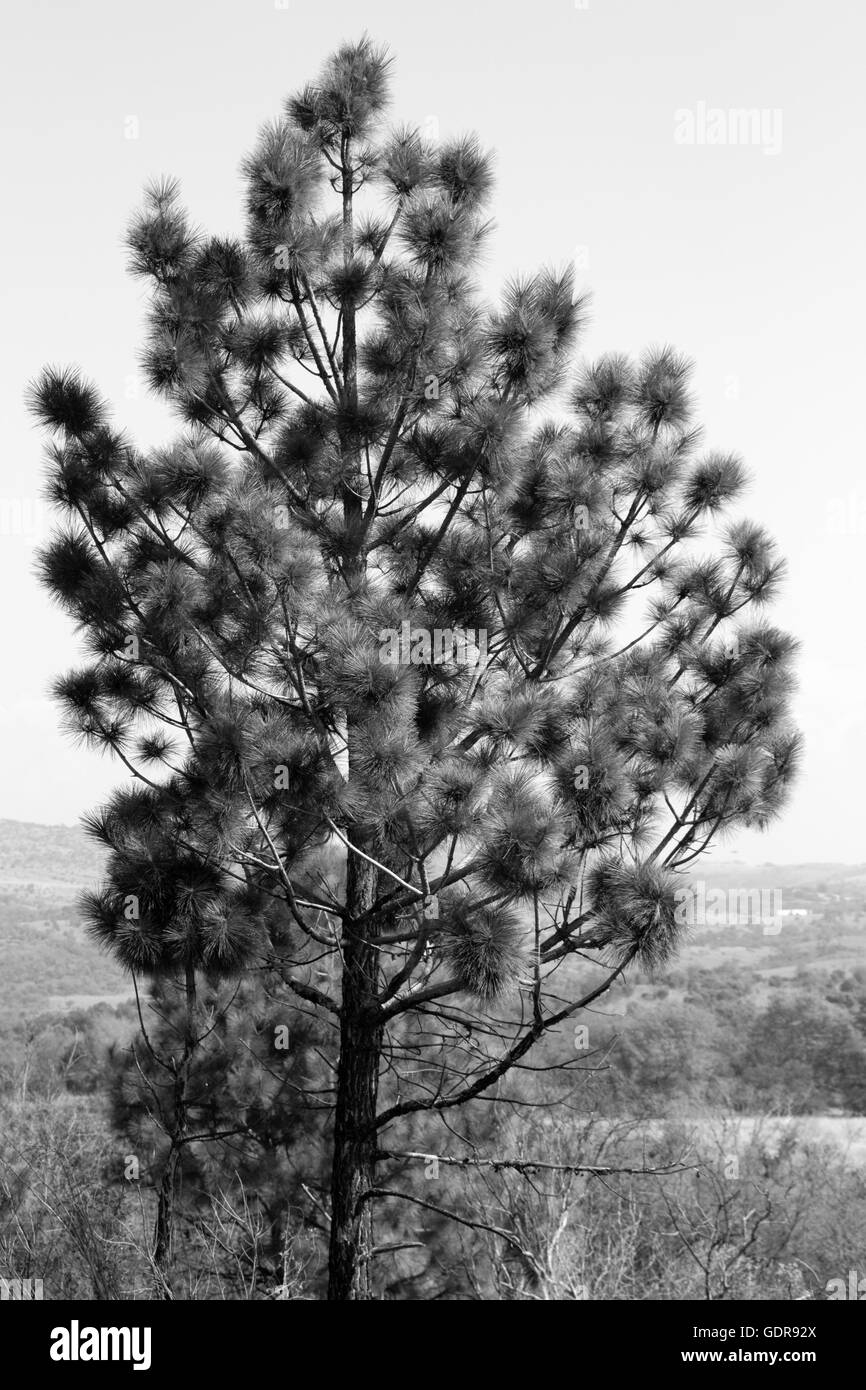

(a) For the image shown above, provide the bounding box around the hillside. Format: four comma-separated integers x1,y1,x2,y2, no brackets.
1,820,865,1030
0,817,105,889
0,818,128,1024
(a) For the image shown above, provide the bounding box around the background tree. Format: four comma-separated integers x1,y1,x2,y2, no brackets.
110,971,331,1295
29,34,800,1299
738,995,866,1115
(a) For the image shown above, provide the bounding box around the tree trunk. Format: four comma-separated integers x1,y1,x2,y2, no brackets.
327,853,382,1300
152,1144,180,1298
151,962,197,1299
325,124,386,1300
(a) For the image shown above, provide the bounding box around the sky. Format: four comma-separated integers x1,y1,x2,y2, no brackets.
0,0,863,862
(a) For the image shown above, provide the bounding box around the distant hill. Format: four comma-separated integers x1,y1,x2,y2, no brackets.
0,819,864,1030
690,860,866,892
0,817,105,890
0,818,127,1027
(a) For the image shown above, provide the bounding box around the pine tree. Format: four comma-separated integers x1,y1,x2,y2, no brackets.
29,35,800,1299
110,971,331,1295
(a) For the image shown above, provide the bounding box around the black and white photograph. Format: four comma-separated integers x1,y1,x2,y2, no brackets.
1,0,864,1352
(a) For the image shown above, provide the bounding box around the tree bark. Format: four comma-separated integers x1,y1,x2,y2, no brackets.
152,1144,180,1298
327,853,382,1299
151,962,197,1300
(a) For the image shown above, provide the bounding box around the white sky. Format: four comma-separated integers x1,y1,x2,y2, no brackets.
1,0,863,863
